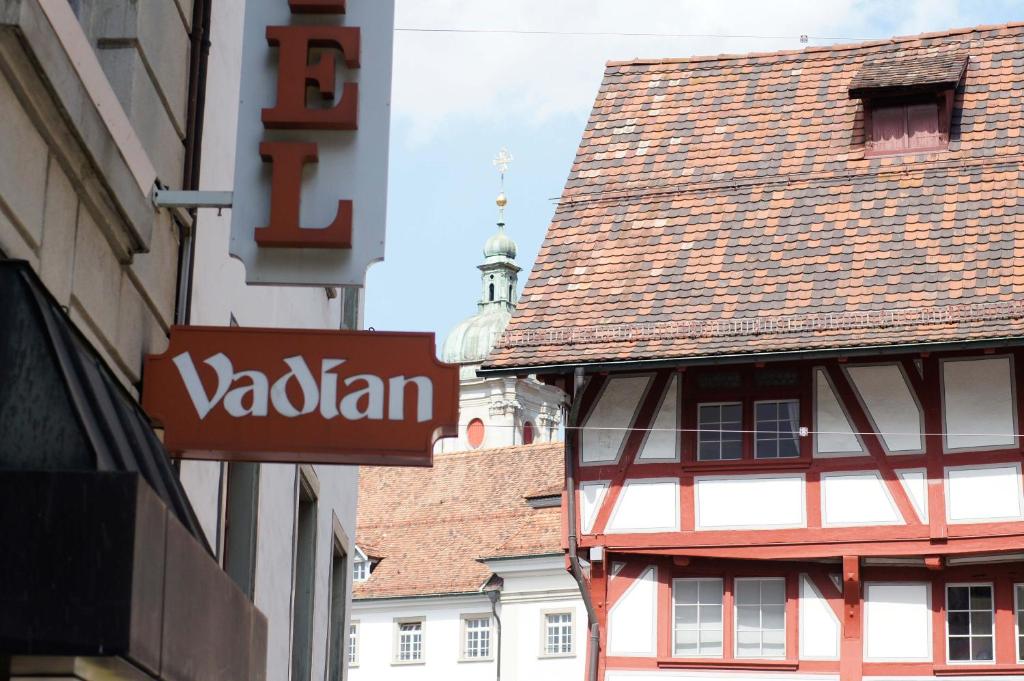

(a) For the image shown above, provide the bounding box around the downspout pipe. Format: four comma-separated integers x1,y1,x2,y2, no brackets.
175,0,214,325
486,588,502,681
565,367,600,681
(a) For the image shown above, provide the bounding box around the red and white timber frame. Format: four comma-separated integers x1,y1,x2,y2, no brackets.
558,349,1024,680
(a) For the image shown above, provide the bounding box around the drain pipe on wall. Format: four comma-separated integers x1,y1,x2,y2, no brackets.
565,366,600,681
485,585,502,681
175,0,213,325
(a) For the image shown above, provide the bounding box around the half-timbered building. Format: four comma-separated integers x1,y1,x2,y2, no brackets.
481,22,1024,681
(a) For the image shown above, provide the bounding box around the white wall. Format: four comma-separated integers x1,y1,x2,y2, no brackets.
350,595,496,681
352,556,585,681
180,1,361,680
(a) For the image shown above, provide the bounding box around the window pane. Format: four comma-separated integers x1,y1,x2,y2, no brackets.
971,611,993,636
700,605,722,625
755,402,776,420
677,605,698,627
947,586,969,610
721,438,743,459
737,605,760,631
1019,637,1024,663
948,611,970,636
971,636,994,661
762,579,786,604
735,580,760,605
699,580,723,604
949,636,970,661
970,586,993,610
763,605,785,630
675,581,698,603
736,631,761,656
675,629,698,656
720,404,742,423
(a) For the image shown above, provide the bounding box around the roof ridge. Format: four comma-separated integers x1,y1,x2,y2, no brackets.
605,21,1024,69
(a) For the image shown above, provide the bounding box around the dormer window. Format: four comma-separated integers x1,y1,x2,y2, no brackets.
849,51,968,157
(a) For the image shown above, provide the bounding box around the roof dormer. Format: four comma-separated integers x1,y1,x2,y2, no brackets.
849,51,969,156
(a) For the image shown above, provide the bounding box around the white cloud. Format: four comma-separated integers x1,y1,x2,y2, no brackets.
391,0,973,144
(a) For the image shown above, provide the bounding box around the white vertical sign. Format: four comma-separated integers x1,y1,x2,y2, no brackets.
229,0,394,286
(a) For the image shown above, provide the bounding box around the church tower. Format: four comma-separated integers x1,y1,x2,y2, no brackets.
438,150,565,452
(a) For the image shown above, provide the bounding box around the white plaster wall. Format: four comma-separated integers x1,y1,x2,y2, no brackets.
863,582,932,661
942,356,1017,451
845,364,923,453
813,368,863,456
898,468,929,522
582,376,649,464
638,376,679,461
820,472,901,527
945,463,1024,523
606,672,838,681
350,596,496,681
799,575,839,660
607,566,658,656
501,595,582,681
694,474,805,530
580,481,609,534
351,564,585,681
607,478,680,533
179,3,362,681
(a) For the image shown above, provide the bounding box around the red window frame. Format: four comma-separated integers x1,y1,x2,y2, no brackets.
680,364,812,470
863,90,955,158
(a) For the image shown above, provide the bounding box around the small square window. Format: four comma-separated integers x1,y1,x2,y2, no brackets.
698,403,743,461
869,100,944,154
754,400,800,459
947,584,994,663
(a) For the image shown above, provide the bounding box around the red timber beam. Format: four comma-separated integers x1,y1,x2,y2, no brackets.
917,355,949,542
840,556,863,681
825,363,924,527
589,371,673,536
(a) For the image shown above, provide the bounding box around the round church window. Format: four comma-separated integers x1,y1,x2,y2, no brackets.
467,418,485,449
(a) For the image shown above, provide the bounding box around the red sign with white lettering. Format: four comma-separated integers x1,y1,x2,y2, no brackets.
142,327,459,467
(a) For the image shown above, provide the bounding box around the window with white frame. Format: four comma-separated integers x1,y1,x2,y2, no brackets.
754,400,800,458
947,584,994,662
542,610,574,657
697,403,743,461
348,622,359,667
1015,584,1024,662
353,559,368,582
394,618,424,663
673,578,723,657
735,578,786,658
461,615,492,660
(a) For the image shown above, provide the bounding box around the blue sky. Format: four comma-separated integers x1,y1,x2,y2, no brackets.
365,0,1023,344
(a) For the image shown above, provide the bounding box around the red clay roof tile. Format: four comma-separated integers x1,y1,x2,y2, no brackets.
484,23,1024,371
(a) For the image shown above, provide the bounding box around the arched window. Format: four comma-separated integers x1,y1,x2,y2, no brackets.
488,284,494,301
467,418,485,449
523,421,535,445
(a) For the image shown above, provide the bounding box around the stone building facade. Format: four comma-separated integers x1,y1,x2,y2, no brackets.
0,2,362,680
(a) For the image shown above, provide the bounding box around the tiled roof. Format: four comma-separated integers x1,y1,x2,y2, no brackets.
484,23,1024,371
849,48,969,96
354,443,564,599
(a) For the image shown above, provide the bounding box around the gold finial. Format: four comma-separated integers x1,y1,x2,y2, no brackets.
492,148,513,224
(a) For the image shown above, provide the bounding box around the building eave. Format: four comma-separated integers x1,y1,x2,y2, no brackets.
478,335,1024,378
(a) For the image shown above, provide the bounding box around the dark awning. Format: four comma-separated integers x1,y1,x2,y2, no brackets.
0,259,207,549
0,261,267,680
